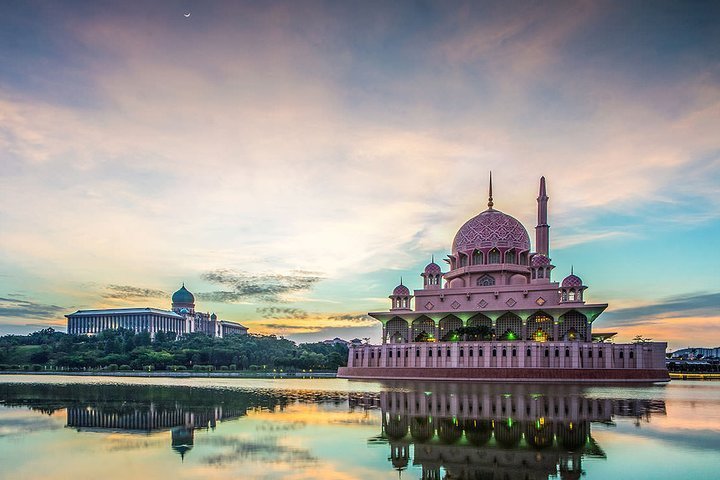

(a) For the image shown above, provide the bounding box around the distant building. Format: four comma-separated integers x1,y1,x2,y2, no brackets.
66,284,248,338
322,337,350,346
670,347,720,359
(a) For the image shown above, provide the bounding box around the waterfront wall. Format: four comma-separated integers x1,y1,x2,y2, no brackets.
338,341,668,382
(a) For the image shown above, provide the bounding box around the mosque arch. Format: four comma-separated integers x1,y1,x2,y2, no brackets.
496,312,522,341
437,418,463,444
411,316,436,342
488,248,501,264
559,311,587,341
494,419,522,448
527,312,554,341
459,253,469,267
410,417,434,442
477,274,495,287
509,274,527,285
385,415,409,440
526,421,554,449
465,314,493,340
463,420,492,446
504,250,516,264
439,315,462,341
472,249,483,265
386,317,410,344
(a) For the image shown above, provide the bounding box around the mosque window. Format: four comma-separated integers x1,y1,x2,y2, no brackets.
545,349,549,357
389,350,393,358
554,349,559,357
479,349,483,357
588,351,593,358
527,348,532,357
501,349,507,357
512,349,517,357
416,349,420,357
565,349,570,357
473,250,483,265
505,250,516,264
489,249,500,264
447,349,451,357
538,269,544,279
460,349,464,357
460,255,468,267
477,274,495,287
629,351,634,359
562,291,568,301
429,350,433,357
520,252,528,265
492,349,497,357
598,350,603,358
619,351,624,359
469,349,473,357
568,290,576,301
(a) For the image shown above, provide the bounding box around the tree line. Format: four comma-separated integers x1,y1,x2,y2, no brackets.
0,328,348,372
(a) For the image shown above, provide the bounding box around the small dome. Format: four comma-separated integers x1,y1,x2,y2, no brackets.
562,274,583,288
172,284,195,304
210,313,217,320
393,284,410,296
424,262,441,275
531,254,550,266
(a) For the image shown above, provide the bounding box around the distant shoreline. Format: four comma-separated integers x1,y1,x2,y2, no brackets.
0,370,337,379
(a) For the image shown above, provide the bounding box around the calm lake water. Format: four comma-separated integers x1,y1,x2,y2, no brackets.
1,376,719,480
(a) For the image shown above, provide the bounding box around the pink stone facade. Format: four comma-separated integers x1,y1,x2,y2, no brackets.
338,176,669,382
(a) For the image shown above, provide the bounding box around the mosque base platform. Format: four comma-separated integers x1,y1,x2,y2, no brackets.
337,366,670,383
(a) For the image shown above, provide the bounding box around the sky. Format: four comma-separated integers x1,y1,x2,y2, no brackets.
0,0,718,350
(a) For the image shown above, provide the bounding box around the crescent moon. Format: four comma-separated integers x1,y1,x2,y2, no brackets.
184,12,191,18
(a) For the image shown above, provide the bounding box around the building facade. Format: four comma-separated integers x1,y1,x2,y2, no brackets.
66,284,248,338
338,176,668,382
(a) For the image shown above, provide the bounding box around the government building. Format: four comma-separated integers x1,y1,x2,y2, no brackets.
66,284,248,338
338,176,668,382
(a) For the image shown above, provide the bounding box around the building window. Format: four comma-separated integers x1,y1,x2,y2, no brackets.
502,349,507,357
473,250,483,265
526,349,532,357
629,351,634,359
389,351,393,358
429,350,433,357
505,251,516,264
565,349,570,357
492,349,497,357
460,255,468,267
619,351,624,359
477,274,495,287
555,349,560,357
545,349,549,357
479,349,483,357
599,350,603,358
488,249,500,264
512,349,517,357
588,351,593,358
460,349,464,357
416,349,420,357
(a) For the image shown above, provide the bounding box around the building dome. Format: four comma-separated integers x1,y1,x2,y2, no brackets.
452,209,531,253
531,254,551,266
210,313,217,320
424,261,442,275
172,284,195,304
393,284,410,296
561,274,583,288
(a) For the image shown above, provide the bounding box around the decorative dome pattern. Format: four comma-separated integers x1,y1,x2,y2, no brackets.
562,274,583,288
531,254,551,266
393,284,410,296
424,262,442,275
452,209,531,253
172,285,195,304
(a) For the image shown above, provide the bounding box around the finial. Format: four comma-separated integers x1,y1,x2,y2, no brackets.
488,171,494,209
571,265,574,275
182,281,185,287
400,276,403,286
431,254,434,263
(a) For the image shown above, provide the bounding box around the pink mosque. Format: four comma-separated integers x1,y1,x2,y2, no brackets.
338,176,669,382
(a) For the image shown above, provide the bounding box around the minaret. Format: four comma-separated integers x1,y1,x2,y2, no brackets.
535,176,549,256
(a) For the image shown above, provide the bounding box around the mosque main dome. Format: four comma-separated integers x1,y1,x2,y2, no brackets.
452,208,531,253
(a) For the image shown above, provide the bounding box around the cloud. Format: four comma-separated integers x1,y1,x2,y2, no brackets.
0,297,66,319
102,285,167,300
602,292,720,327
256,307,308,319
327,313,374,324
199,269,323,303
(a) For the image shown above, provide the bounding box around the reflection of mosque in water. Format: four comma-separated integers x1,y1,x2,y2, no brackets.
66,403,247,460
355,384,666,479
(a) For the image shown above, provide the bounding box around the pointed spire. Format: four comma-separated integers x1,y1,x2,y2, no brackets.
488,171,494,209
400,276,403,286
571,265,574,275
431,254,435,263
539,175,547,197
